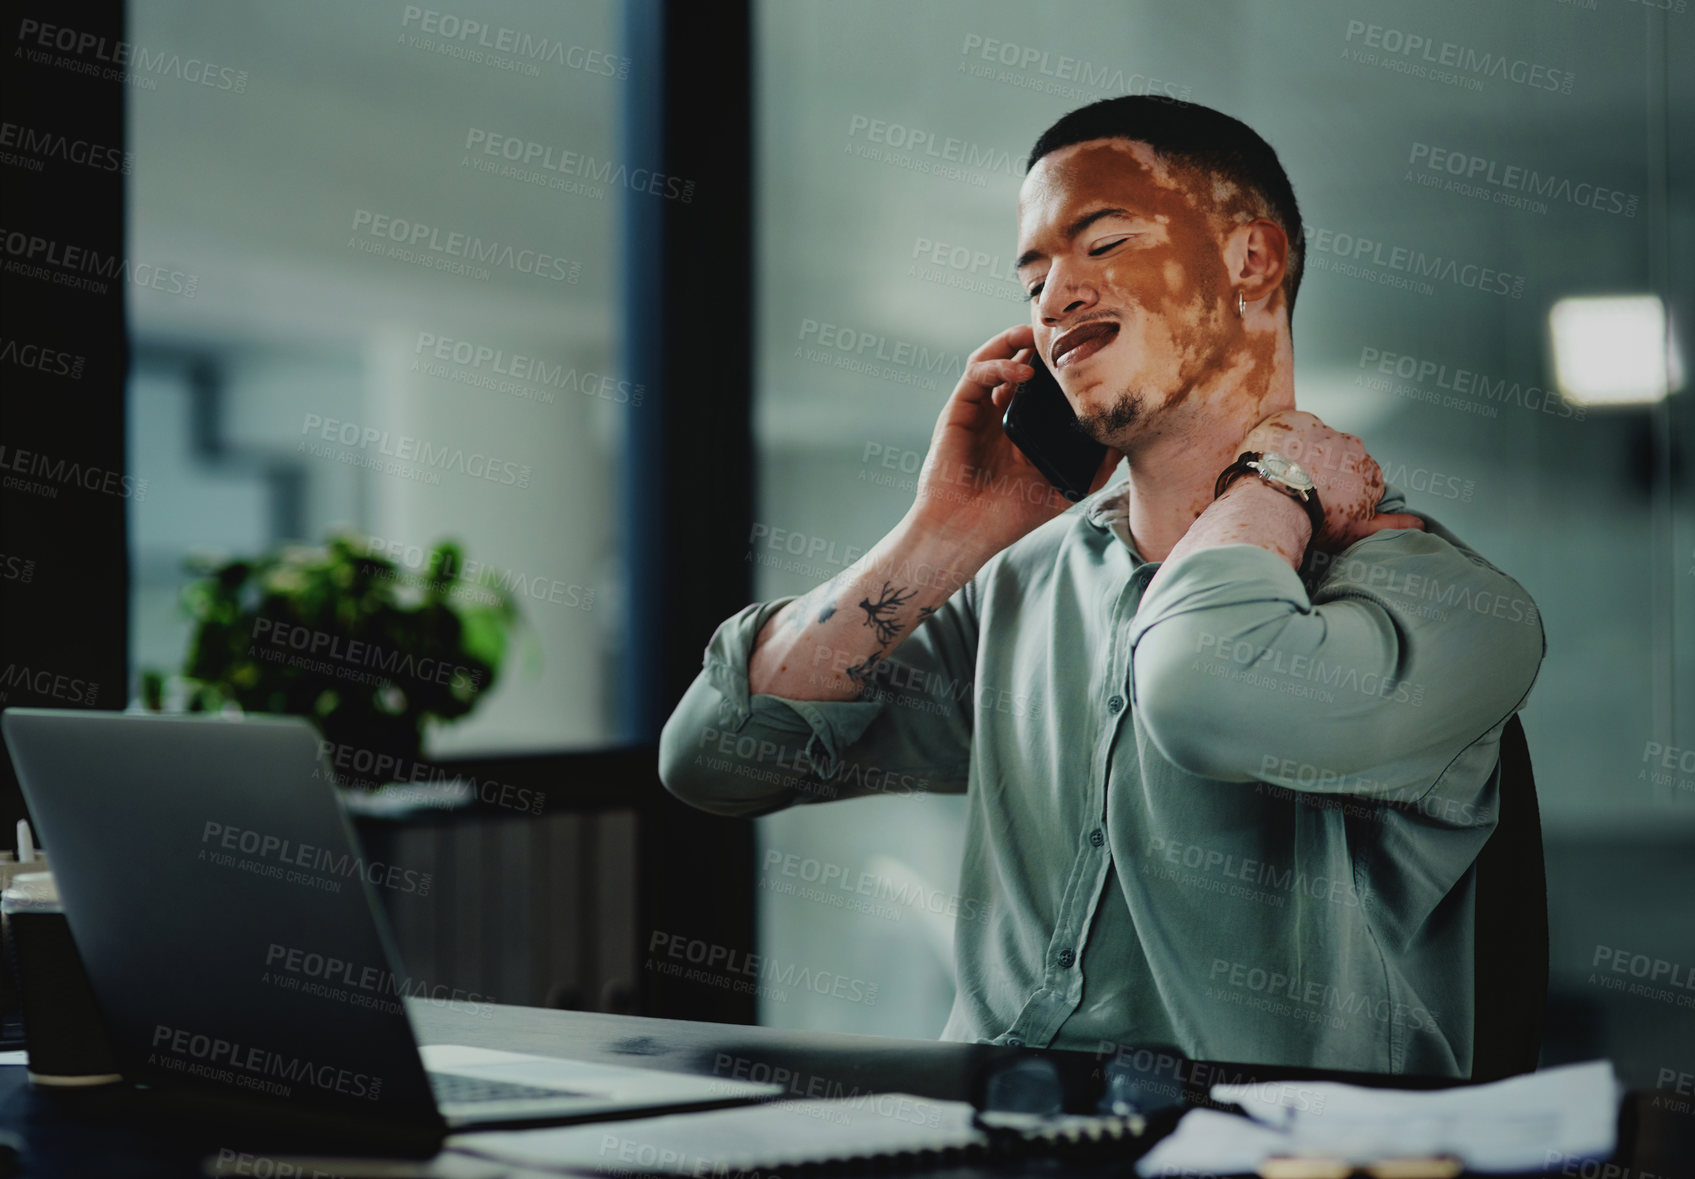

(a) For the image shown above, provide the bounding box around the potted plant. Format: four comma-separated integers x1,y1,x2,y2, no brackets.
141,532,524,785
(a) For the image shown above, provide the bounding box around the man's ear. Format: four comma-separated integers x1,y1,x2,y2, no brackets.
1233,219,1288,302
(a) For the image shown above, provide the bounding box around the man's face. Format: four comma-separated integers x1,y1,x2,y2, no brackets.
1015,137,1274,448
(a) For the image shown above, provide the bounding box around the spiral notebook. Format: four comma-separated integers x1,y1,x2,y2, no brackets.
444,1092,1152,1174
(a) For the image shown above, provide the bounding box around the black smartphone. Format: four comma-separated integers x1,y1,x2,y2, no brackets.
1001,351,1110,503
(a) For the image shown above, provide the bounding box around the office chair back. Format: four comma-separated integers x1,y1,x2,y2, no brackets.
1469,713,1548,1081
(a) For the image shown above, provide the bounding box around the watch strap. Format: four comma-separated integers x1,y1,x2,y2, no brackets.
1214,451,1325,539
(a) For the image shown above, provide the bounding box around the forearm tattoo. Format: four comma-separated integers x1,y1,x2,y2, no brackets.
844,651,883,692
836,581,923,698
857,581,915,643
782,579,928,698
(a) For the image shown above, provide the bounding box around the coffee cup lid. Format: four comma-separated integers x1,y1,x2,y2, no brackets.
1,870,59,910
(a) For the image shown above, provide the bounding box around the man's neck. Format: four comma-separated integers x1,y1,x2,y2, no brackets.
1120,339,1296,564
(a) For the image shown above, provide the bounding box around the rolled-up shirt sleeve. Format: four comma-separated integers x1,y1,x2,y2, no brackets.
657,580,980,818
1126,528,1545,796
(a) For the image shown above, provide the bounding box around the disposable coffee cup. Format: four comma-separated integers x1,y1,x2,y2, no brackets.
1,871,123,1086
0,851,48,1012
0,852,50,894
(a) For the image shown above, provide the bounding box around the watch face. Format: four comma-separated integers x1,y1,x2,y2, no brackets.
1257,453,1315,492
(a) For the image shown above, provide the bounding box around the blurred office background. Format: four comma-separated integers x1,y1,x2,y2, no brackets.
3,0,1686,1086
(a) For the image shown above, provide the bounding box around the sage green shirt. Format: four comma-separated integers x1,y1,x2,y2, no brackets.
657,480,1544,1077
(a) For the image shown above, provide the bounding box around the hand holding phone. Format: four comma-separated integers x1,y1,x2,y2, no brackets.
910,325,1120,565
1000,351,1111,503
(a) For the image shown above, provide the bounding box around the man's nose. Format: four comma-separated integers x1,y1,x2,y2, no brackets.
1043,296,1091,323
1037,269,1096,323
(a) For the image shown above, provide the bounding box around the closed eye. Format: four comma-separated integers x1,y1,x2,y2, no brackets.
1024,236,1136,299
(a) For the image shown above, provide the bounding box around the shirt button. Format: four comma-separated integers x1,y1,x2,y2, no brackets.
1088,828,1105,847
1058,949,1076,968
1107,694,1124,714
1005,1036,1023,1047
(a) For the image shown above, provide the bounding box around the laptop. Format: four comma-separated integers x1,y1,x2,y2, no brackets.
0,708,781,1153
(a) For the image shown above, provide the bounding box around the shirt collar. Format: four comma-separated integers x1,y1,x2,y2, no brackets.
1081,478,1413,560
1082,480,1142,561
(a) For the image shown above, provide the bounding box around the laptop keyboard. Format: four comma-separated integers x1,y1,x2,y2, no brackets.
429,1070,585,1105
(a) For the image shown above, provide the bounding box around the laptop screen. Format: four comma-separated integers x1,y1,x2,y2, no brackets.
3,709,444,1133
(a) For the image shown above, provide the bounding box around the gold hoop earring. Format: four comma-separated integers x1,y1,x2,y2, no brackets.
1237,291,1247,317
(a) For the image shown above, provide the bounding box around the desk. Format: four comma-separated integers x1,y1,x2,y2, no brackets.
0,1003,1688,1177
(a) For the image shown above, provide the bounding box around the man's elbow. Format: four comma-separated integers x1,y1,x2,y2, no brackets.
656,706,745,817
1132,641,1243,780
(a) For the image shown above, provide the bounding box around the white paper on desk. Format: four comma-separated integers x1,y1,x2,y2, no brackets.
1138,1059,1622,1177
1136,1108,1294,1177
445,1092,989,1175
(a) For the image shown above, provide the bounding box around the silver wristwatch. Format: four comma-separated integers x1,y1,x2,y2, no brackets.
1213,451,1325,538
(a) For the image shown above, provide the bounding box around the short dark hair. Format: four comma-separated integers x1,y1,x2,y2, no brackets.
1025,96,1305,323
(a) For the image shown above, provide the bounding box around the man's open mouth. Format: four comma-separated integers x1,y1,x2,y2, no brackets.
1051,321,1119,370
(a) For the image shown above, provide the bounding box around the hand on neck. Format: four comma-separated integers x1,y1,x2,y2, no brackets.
1119,344,1296,564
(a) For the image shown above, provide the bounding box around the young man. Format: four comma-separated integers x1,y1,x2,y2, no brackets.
658,97,1544,1077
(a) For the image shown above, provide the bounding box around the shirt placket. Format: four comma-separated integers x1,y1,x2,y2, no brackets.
1001,560,1151,1048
